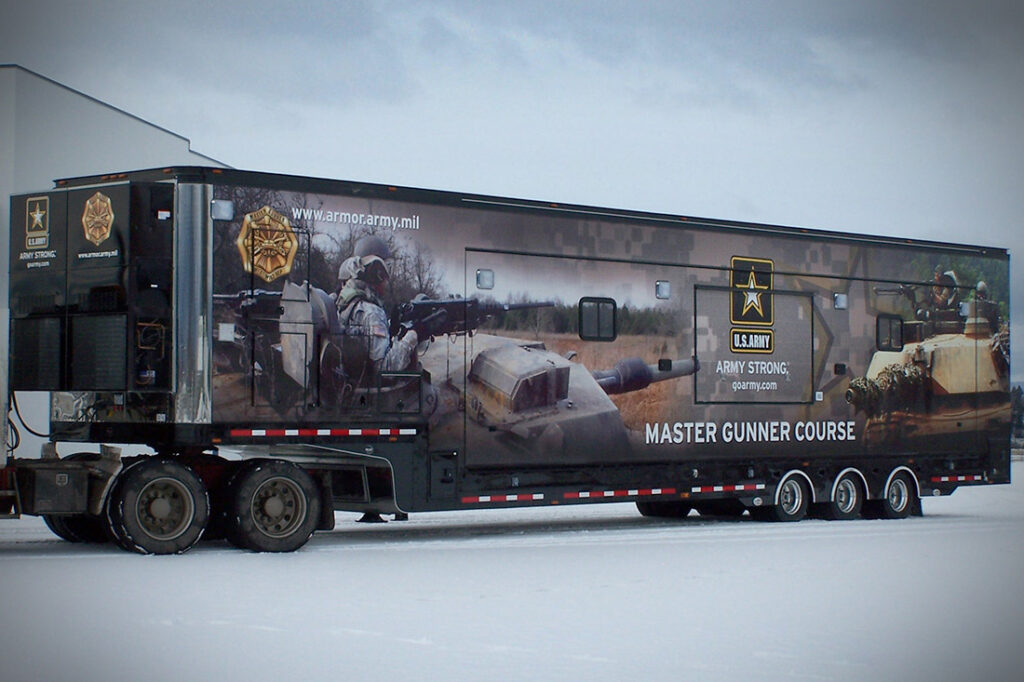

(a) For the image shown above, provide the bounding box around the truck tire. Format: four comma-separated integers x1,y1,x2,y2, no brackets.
43,514,81,542
42,453,111,543
61,514,111,543
106,458,210,554
636,500,692,518
824,472,863,521
225,460,321,552
759,474,810,522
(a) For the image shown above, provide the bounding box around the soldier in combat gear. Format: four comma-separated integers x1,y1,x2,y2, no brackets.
975,280,1001,332
337,235,435,524
336,235,421,384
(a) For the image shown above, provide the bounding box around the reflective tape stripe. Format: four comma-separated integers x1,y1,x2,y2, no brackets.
690,483,766,494
564,488,676,500
229,427,417,438
462,493,545,504
930,475,983,483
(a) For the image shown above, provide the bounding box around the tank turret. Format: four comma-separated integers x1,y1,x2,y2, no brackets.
420,334,699,467
846,299,1010,450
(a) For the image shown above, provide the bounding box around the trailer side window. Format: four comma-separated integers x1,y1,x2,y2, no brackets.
876,315,903,351
579,297,616,341
476,269,494,290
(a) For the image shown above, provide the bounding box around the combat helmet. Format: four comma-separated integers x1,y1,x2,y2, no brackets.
353,235,391,284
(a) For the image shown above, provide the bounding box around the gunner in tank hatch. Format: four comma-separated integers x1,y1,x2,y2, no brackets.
929,265,960,312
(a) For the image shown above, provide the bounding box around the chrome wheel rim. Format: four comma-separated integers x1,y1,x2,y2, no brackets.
888,478,909,513
251,477,306,538
836,478,857,514
779,479,804,516
135,477,194,541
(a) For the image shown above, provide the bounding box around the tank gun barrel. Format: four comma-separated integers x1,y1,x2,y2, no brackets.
592,356,699,395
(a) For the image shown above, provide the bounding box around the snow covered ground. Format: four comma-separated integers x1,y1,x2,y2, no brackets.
1,464,1022,682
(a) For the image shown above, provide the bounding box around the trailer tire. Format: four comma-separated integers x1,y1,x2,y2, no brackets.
226,460,320,552
761,474,810,522
877,472,916,520
106,458,210,555
636,500,692,518
824,473,864,521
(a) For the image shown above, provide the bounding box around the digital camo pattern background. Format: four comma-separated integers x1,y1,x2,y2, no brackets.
210,183,1010,466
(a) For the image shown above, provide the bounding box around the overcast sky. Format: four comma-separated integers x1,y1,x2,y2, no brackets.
3,0,1023,376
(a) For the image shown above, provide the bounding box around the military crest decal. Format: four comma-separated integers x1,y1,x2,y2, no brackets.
236,206,299,283
82,191,115,246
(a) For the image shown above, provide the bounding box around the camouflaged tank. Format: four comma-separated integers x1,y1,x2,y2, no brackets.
419,333,699,467
846,300,1011,451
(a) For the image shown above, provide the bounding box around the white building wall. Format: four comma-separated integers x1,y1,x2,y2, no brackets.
2,65,227,459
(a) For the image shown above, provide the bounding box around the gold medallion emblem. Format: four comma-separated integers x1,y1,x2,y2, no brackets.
82,191,115,246
236,206,299,283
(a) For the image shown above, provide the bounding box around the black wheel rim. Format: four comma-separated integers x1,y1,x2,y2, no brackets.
250,476,307,538
134,477,195,541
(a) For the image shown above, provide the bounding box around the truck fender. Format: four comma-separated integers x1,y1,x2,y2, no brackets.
86,445,125,516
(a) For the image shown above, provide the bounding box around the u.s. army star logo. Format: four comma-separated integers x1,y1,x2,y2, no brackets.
729,256,775,354
26,196,50,250
236,206,298,283
82,192,115,246
730,256,773,326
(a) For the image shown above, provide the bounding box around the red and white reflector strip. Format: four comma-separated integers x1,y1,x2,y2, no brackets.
462,493,545,504
564,488,676,500
930,474,983,483
690,483,766,494
229,427,417,438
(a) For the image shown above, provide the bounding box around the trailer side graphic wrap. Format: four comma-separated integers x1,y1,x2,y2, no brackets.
204,183,1010,470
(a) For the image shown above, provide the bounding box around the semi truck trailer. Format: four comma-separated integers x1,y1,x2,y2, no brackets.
1,167,1011,553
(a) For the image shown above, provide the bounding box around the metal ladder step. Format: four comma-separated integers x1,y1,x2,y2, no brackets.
0,486,21,519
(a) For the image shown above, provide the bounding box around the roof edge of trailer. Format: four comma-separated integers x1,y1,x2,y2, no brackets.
51,166,1009,258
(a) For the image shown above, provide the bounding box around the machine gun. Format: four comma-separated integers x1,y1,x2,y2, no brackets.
393,297,555,339
212,288,284,317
